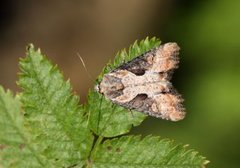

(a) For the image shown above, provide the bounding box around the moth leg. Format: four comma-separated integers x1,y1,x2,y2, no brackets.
129,109,135,118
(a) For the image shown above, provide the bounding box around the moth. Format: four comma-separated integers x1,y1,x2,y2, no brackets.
95,42,185,121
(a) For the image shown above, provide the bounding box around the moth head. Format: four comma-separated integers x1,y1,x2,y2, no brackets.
94,84,100,92
97,74,124,98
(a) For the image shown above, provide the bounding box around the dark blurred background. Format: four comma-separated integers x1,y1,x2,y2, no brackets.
1,0,240,167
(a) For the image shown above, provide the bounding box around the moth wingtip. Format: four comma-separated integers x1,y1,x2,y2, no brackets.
170,112,186,121
164,42,180,51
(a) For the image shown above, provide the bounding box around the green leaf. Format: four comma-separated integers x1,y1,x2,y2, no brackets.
0,86,44,167
17,44,94,167
87,37,161,137
87,90,146,137
90,135,209,168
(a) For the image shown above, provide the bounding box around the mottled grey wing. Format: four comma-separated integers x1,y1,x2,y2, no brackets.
113,48,156,76
113,44,179,80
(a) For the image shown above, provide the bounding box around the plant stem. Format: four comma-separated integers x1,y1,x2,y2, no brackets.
87,136,104,167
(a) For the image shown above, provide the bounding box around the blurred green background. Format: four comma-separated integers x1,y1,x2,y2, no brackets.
0,0,239,167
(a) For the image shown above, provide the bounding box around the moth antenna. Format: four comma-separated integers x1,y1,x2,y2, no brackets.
77,53,95,82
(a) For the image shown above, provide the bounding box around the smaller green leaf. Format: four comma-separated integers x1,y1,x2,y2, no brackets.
0,86,45,167
90,135,209,168
87,37,160,137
